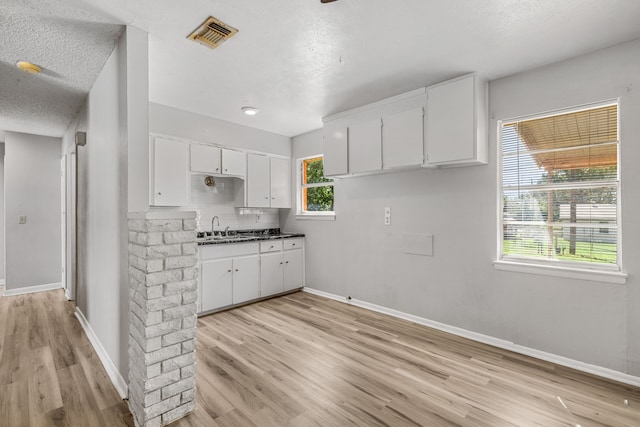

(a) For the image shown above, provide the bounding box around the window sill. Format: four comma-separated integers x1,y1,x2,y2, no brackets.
296,213,335,221
494,260,627,285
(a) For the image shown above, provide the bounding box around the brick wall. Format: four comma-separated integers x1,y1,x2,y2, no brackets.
128,212,198,427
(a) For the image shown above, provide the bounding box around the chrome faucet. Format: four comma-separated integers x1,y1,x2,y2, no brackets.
211,216,220,236
224,226,230,237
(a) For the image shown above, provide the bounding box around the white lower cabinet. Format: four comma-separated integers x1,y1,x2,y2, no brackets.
260,238,304,297
199,238,304,314
260,252,285,296
231,256,260,304
284,249,303,291
200,258,233,312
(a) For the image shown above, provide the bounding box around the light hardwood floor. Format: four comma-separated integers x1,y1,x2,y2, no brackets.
0,289,133,426
173,292,640,427
3,290,638,426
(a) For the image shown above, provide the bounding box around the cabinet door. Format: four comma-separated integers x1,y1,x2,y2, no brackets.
382,107,424,169
270,157,291,208
201,258,233,312
323,125,348,176
232,255,260,304
260,252,284,296
190,144,221,174
222,149,246,176
153,138,189,206
247,154,270,207
348,118,382,174
426,75,475,165
283,249,303,291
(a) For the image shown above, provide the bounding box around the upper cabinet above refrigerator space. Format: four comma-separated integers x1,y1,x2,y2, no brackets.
425,74,488,167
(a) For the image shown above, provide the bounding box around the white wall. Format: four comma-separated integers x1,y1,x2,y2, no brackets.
149,103,291,157
282,39,640,377
61,25,149,387
4,132,61,290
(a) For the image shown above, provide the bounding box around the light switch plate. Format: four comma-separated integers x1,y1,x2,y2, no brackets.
384,207,391,226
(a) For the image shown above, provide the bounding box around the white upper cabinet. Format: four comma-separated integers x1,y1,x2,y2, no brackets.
247,154,270,208
190,144,246,176
382,107,424,169
152,138,189,206
221,149,246,176
245,154,292,209
190,144,221,174
425,74,488,167
322,125,349,177
270,157,291,208
348,118,382,174
322,88,426,177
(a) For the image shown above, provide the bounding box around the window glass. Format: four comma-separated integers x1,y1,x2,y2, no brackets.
500,103,619,268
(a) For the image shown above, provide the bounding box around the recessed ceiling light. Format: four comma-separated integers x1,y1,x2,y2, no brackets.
16,61,41,74
241,106,259,116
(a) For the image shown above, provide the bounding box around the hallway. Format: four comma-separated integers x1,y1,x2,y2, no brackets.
0,290,133,426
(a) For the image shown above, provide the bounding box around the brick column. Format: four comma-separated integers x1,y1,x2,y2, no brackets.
127,211,198,427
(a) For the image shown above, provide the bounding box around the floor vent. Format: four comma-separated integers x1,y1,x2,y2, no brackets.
187,16,238,50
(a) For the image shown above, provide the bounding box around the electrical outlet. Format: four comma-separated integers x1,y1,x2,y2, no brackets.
384,207,391,226
19,216,27,224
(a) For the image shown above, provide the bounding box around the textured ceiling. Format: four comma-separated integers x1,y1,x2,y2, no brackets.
0,0,122,136
2,0,640,138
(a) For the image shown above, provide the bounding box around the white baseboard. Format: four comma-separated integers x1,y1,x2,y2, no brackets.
3,282,62,296
75,308,128,399
302,287,640,388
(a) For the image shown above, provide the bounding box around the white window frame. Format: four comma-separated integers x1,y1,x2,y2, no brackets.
494,100,627,284
296,154,335,221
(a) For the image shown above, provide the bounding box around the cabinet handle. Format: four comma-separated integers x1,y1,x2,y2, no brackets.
265,196,269,199
291,243,296,246
235,269,239,272
280,262,283,265
224,168,228,172
271,197,275,200
227,269,231,273
158,192,162,195
216,168,219,171
285,261,289,264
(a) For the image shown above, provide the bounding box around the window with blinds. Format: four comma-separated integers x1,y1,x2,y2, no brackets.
499,102,619,269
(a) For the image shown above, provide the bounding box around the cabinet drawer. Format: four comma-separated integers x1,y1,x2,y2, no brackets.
283,238,303,250
200,242,259,260
260,240,283,253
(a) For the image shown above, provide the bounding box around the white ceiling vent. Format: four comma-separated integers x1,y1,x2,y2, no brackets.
187,16,238,50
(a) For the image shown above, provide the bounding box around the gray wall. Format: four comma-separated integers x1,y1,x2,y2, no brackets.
0,143,4,282
4,132,61,290
282,38,640,376
61,26,148,384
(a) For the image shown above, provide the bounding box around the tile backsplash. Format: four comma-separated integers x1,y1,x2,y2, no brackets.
189,174,280,233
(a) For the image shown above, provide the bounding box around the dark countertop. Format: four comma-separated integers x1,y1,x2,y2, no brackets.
196,229,305,246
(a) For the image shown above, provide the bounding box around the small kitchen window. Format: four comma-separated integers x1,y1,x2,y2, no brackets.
495,101,626,284
297,155,335,220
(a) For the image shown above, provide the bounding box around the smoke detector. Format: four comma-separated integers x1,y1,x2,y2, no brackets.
188,16,238,50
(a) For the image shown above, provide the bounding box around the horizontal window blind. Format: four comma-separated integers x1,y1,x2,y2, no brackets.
501,103,619,267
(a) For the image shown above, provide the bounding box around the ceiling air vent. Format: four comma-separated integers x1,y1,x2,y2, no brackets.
187,16,238,50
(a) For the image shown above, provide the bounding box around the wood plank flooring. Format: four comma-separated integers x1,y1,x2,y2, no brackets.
0,289,133,426
173,292,640,427
2,290,639,426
